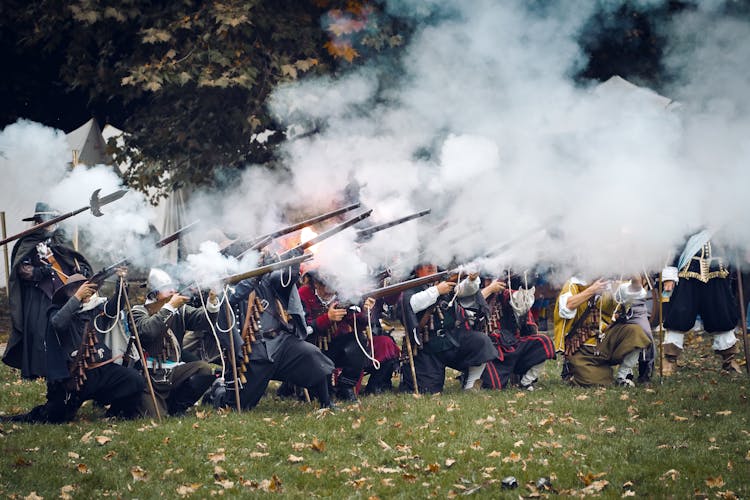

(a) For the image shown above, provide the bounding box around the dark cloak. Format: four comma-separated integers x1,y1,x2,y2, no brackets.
3,229,91,378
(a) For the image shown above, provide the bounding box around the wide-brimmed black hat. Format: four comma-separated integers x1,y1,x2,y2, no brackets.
22,202,60,222
51,274,89,305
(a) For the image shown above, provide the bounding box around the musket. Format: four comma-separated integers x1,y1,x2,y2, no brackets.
145,254,315,314
155,220,200,248
221,203,361,257
0,188,128,247
355,209,431,243
279,209,373,259
88,258,130,287
221,254,313,285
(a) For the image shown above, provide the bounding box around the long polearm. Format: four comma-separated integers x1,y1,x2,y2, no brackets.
735,263,750,376
658,272,665,384
222,203,361,257
0,189,128,248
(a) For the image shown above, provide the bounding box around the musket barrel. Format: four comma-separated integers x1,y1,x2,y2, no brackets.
356,208,431,241
155,220,200,248
280,209,372,258
221,203,361,257
222,254,313,285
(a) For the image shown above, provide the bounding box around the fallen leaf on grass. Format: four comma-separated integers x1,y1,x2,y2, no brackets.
215,479,234,489
24,492,43,500
131,466,147,481
377,439,392,451
256,475,283,492
67,452,79,460
578,471,607,486
715,410,732,416
287,454,304,463
373,466,400,474
60,484,75,500
445,458,456,468
176,483,201,496
575,394,589,401
208,449,226,463
80,431,93,443
248,452,269,458
660,469,679,481
76,463,90,474
95,436,111,445
311,437,326,452
581,480,609,493
673,415,688,422
706,475,725,488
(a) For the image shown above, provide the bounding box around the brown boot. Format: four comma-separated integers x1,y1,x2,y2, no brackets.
716,345,743,374
661,343,682,376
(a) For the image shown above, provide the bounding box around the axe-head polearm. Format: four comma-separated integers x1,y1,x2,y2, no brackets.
89,188,128,217
279,209,373,259
355,208,431,243
221,254,313,285
220,203,361,257
155,220,200,248
0,188,129,248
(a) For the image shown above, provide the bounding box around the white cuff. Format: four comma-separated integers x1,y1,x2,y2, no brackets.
163,303,178,314
205,299,220,314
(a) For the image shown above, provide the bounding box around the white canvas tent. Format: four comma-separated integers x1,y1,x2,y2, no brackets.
594,75,679,110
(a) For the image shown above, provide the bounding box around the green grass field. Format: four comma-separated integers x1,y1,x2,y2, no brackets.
0,329,748,499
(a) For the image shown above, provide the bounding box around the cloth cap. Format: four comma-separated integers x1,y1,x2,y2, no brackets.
23,202,60,222
147,268,175,295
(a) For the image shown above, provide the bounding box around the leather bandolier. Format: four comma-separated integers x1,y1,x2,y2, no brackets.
70,320,113,391
563,298,600,357
238,290,264,383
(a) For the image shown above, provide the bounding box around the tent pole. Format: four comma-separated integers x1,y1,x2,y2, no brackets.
1,211,9,295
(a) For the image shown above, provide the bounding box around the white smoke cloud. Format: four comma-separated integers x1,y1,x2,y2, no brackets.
6,0,750,296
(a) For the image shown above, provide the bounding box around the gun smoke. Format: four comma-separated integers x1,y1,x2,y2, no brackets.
1,0,749,298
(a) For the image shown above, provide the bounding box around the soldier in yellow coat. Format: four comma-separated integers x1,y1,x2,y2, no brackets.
553,276,652,387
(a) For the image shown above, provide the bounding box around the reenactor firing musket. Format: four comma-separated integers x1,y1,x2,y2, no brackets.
0,188,128,247
222,203,362,257
355,208,431,243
